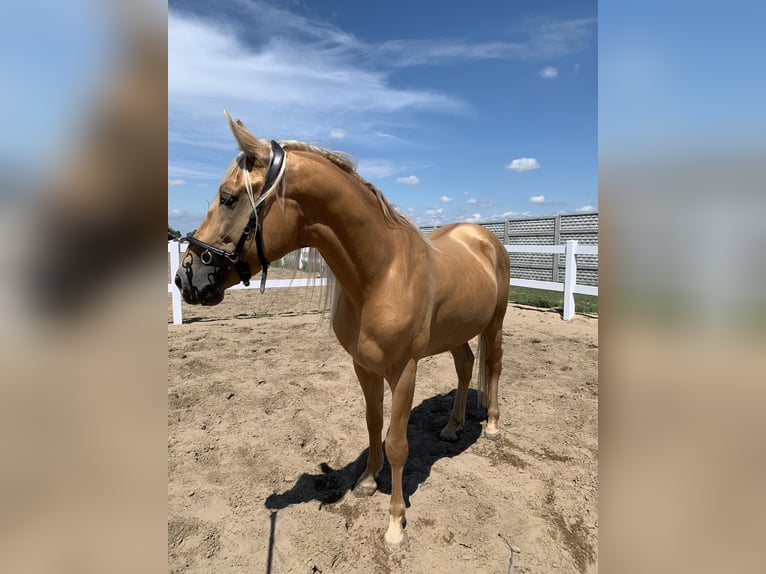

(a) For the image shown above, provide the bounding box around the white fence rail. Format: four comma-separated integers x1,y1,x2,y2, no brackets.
168,240,597,325
506,241,598,320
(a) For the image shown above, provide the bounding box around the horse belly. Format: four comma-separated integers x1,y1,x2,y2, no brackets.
426,301,494,355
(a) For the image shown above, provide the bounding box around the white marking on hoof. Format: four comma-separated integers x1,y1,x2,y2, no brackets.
352,482,377,498
384,516,409,551
485,428,501,441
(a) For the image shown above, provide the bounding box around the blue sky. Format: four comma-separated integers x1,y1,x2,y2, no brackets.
169,0,597,233
599,1,766,158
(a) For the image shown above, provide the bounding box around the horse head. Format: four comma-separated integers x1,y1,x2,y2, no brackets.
175,112,301,305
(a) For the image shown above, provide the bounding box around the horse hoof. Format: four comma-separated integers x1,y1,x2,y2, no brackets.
352,483,377,498
485,429,501,441
384,531,410,552
439,428,459,442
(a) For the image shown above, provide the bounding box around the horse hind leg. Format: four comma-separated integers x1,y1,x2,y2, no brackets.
440,342,474,442
481,319,504,441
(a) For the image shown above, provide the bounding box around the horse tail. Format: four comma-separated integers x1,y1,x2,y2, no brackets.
477,331,489,409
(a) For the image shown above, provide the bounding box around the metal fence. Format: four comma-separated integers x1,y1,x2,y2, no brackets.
421,213,598,287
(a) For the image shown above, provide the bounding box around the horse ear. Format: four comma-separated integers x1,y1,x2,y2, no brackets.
224,110,270,160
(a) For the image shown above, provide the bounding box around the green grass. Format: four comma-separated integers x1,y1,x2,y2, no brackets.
508,286,598,315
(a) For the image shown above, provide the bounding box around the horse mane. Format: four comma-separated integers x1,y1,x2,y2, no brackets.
222,133,433,247
279,140,421,233
223,112,416,233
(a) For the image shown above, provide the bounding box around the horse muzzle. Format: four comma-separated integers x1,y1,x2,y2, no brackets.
174,256,227,306
181,282,224,306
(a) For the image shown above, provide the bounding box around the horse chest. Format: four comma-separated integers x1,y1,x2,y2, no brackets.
333,309,425,376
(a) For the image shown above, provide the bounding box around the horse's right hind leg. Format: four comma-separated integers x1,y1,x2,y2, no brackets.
440,342,474,442
483,318,504,440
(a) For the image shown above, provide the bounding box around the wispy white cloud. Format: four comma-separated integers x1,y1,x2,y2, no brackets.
375,18,596,67
466,197,493,208
357,159,401,179
539,66,558,78
492,210,535,219
506,157,541,172
529,195,550,204
168,11,464,148
463,213,482,223
168,6,596,224
440,195,453,203
169,8,595,149
168,179,186,187
168,208,207,234
525,17,596,60
414,210,454,227
395,175,420,185
168,162,223,180
575,204,596,212
376,40,524,67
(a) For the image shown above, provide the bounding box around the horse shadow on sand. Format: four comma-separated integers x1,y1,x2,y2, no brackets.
265,389,485,511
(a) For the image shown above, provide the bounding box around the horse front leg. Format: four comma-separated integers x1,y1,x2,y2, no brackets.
384,359,417,550
352,361,384,497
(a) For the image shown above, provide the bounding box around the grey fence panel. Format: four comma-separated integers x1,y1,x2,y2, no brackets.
557,266,598,286
420,212,599,288
509,234,556,245
507,218,556,234
481,221,506,243
516,266,557,282
559,213,599,231
559,232,599,244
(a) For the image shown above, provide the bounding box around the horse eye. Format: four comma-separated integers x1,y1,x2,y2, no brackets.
219,192,237,207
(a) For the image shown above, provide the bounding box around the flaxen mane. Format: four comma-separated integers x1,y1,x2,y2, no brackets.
279,140,418,232
223,111,421,235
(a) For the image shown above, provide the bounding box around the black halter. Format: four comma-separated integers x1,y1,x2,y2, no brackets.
186,141,285,294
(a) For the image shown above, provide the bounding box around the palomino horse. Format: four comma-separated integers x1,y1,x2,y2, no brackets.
175,112,510,550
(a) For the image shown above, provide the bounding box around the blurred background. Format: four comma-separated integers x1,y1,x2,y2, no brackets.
0,0,764,572
0,1,167,572
600,1,766,573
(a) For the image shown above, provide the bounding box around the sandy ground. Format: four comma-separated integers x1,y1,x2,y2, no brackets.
168,272,598,573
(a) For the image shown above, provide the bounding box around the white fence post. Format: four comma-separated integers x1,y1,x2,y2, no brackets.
168,241,184,325
562,240,578,321
504,242,596,320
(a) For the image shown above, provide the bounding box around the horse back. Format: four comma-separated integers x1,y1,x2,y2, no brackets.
428,223,510,290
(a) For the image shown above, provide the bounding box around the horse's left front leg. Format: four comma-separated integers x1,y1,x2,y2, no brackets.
384,359,417,551
352,361,384,497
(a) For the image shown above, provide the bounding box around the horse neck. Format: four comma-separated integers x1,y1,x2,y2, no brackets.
289,152,416,304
